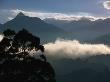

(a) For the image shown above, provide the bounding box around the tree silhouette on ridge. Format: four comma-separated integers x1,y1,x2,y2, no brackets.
0,28,56,82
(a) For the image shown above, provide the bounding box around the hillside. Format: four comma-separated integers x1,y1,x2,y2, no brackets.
49,55,110,82
93,33,110,44
45,18,110,40
0,23,2,27
1,12,66,43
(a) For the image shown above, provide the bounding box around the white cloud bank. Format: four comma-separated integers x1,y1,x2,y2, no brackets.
44,39,110,59
0,9,110,24
103,1,110,10
10,9,106,21
0,35,3,41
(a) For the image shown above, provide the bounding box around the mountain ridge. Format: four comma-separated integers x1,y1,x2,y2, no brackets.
44,18,110,40
0,12,67,43
0,23,2,27
93,33,110,44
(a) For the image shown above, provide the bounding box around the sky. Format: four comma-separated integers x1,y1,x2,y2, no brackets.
0,0,110,23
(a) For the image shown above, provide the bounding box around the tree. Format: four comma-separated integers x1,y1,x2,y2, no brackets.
3,29,16,37
0,29,56,82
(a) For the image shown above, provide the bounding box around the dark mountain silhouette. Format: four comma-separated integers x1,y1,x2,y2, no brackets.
45,18,110,40
1,12,66,43
0,23,2,27
49,55,110,82
45,18,92,31
58,67,110,82
16,12,25,17
92,33,110,44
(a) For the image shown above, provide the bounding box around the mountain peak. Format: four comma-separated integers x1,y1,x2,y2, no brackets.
0,23,2,27
16,12,25,17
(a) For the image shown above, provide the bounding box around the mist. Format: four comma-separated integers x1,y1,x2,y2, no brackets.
44,38,110,59
0,35,3,41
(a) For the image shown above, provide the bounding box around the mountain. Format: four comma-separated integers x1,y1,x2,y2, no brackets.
49,54,110,82
44,18,110,40
1,12,66,43
0,23,2,27
58,67,110,82
93,33,110,44
0,23,2,26
0,23,2,28
44,18,92,31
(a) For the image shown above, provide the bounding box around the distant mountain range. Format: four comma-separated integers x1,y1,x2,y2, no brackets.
1,12,110,42
44,18,110,40
0,12,67,43
0,23,2,27
49,54,110,82
93,33,110,44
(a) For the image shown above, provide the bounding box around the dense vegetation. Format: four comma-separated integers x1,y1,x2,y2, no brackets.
0,29,56,82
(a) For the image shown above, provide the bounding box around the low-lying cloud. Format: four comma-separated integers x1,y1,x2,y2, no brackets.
44,39,110,59
0,35,4,41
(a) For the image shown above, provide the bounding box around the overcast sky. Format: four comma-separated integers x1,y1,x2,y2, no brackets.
0,0,110,23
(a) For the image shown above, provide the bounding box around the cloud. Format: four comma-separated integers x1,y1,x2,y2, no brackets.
0,9,107,23
103,1,110,10
0,35,4,41
44,38,110,60
0,10,14,24
10,9,106,21
0,9,109,23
